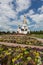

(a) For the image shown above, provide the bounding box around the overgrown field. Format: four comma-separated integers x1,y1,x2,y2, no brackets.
0,35,43,46
0,44,43,65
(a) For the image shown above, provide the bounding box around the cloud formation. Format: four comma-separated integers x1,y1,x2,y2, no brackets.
0,0,43,31
0,0,17,31
16,0,31,12
38,6,43,13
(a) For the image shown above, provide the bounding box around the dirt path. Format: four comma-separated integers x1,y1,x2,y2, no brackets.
36,38,43,43
0,35,43,50
0,42,43,50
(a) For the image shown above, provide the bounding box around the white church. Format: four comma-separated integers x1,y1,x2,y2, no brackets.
17,16,30,34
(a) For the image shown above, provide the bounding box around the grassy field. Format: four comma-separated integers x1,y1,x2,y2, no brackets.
29,34,43,39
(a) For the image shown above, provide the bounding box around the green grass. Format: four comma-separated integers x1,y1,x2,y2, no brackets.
31,34,43,39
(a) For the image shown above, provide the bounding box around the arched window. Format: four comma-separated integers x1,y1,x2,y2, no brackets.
21,29,24,31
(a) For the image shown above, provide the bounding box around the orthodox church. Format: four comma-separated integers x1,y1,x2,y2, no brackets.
17,16,30,34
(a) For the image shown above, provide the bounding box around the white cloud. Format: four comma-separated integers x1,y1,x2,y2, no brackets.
38,6,43,13
25,9,43,23
0,3,17,19
0,0,31,31
25,9,43,30
30,14,43,23
0,0,12,4
0,0,43,31
29,12,43,30
26,9,34,17
0,0,18,31
7,20,23,26
16,0,31,12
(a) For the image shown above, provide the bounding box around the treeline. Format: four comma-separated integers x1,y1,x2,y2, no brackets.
0,30,43,35
0,31,16,35
29,31,43,34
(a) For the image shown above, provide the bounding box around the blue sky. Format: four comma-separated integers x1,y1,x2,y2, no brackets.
0,0,43,32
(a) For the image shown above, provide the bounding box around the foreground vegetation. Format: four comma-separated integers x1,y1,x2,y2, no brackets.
0,44,43,65
0,31,43,65
0,35,43,46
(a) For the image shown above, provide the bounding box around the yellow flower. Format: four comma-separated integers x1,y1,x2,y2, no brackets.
21,48,26,51
20,53,23,56
27,57,31,61
12,58,16,63
36,52,39,56
17,54,20,58
8,48,12,51
34,51,36,55
35,58,38,62
34,51,39,56
0,48,3,51
5,51,11,55
15,64,17,65
0,54,4,58
20,56,23,58
24,51,28,54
